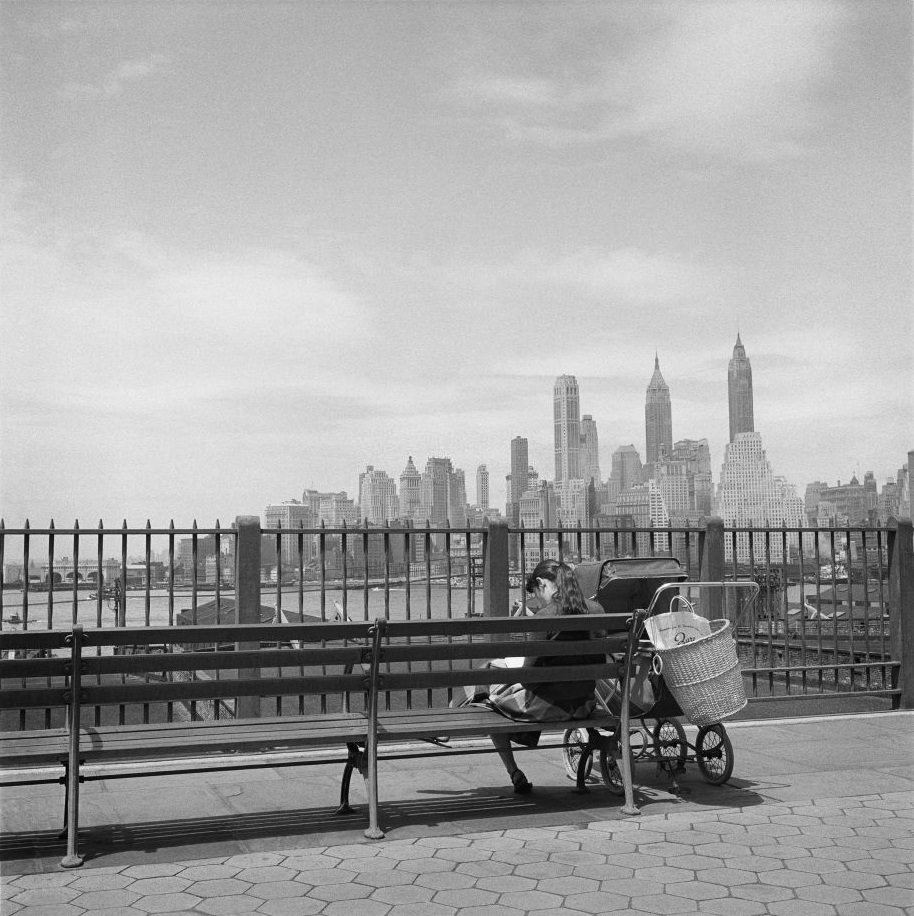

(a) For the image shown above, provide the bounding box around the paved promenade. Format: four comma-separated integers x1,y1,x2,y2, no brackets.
2,712,913,915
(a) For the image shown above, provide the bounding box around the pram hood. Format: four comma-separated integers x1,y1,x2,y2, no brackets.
573,557,688,631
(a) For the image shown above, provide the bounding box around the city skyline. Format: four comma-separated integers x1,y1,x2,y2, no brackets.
1,2,910,526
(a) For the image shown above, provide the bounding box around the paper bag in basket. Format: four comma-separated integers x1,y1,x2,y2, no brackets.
645,610,711,650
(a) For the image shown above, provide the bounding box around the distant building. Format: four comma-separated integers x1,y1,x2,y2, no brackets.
554,375,583,483
804,475,871,526
714,432,805,562
655,438,713,521
358,466,399,523
581,414,601,485
301,489,359,526
611,444,643,493
727,333,755,441
264,501,314,568
398,456,421,520
507,436,529,525
476,464,489,509
611,481,670,555
644,355,672,478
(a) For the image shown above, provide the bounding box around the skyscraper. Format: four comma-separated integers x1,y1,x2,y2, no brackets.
644,355,672,476
554,375,582,483
508,436,529,523
714,432,805,562
398,456,421,520
728,334,755,441
581,414,601,484
358,466,399,523
476,464,489,509
611,445,643,493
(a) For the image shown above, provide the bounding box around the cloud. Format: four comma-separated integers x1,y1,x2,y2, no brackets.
58,53,169,99
453,1,853,158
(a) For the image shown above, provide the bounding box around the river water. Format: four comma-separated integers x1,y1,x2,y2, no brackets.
0,585,519,631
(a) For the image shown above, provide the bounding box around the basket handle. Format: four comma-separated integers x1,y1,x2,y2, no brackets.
669,594,696,614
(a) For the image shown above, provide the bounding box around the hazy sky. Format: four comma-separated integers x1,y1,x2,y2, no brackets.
2,1,911,527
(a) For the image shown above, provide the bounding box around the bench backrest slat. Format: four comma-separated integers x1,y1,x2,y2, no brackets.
380,636,623,665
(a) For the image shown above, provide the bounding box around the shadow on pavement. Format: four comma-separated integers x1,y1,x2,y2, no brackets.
1,775,767,873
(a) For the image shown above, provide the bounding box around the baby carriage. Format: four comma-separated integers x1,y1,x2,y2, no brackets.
563,558,759,793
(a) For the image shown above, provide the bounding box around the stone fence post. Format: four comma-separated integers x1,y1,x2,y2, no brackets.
234,515,262,719
483,518,510,618
888,517,913,709
699,517,725,619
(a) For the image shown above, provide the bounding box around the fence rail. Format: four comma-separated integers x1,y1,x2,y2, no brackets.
2,515,911,728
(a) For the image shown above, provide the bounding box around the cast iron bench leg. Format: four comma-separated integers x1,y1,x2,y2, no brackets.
336,743,362,815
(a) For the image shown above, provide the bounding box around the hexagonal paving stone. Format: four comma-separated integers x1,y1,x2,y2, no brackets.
766,900,835,916
476,875,536,893
195,895,262,915
281,854,342,871
184,878,251,897
821,869,888,890
455,859,514,878
293,867,356,886
626,893,697,914
369,884,436,905
847,858,911,876
796,883,863,905
308,882,374,902
11,887,80,907
703,899,769,916
5,905,83,916
381,902,456,916
67,889,141,910
322,901,391,916
249,880,314,900
725,855,784,873
571,863,633,881
354,870,416,888
532,875,601,896
499,889,566,911
863,886,914,907
224,852,287,868
665,880,729,901
696,866,759,886
732,883,795,903
177,864,241,881
393,857,457,874
235,866,298,884
7,874,78,890
488,848,553,866
664,854,726,870
69,873,136,891
432,887,499,907
515,861,574,880
564,891,632,913
133,891,202,913
127,877,192,896
122,864,186,879
413,871,476,891
254,898,324,916
324,843,382,859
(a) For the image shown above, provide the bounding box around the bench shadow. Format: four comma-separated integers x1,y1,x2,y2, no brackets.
0,778,767,872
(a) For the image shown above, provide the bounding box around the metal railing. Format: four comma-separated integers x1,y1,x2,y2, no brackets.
2,515,912,727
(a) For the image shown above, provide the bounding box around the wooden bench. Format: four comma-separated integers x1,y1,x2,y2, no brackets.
360,613,640,839
1,611,645,865
0,620,378,867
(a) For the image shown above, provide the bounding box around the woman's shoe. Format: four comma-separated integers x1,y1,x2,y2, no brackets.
511,768,533,795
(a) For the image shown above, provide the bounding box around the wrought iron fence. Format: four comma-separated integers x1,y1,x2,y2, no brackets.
1,516,911,729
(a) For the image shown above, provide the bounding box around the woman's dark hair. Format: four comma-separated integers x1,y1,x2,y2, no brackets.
525,559,587,615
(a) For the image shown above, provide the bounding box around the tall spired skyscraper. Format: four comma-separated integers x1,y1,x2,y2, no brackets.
554,375,582,483
644,355,672,475
728,334,755,441
581,414,601,484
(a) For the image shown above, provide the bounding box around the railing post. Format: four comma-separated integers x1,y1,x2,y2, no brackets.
700,517,725,618
888,518,913,709
235,515,262,719
483,519,510,617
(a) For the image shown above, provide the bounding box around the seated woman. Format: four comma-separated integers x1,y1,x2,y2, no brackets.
488,559,603,795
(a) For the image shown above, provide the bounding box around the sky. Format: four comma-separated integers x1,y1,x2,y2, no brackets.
1,0,911,528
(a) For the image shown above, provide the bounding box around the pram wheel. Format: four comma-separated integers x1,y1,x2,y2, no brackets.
652,719,687,766
695,724,734,785
598,750,625,796
562,728,593,781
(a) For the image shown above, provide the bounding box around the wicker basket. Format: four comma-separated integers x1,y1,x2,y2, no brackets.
654,619,747,727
